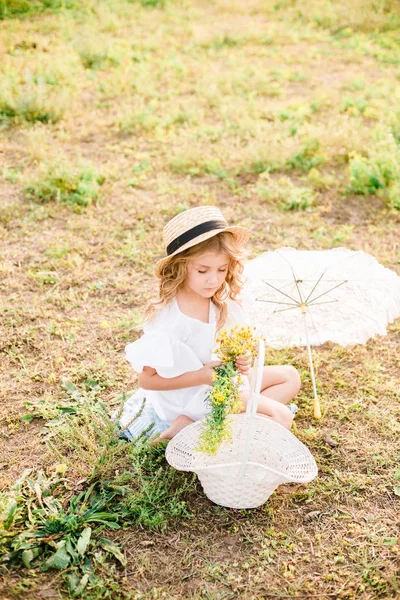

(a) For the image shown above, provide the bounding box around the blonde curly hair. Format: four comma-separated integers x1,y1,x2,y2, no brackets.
142,231,250,332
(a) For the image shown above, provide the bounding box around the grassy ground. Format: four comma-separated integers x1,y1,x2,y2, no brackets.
1,0,400,598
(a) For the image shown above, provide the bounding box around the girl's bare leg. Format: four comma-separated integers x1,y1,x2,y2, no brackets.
151,367,300,443
247,365,301,405
157,414,194,441
240,389,293,429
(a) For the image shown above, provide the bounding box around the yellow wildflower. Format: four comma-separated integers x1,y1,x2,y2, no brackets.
195,325,262,455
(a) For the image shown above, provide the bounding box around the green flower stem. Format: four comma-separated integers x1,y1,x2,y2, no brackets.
196,361,243,455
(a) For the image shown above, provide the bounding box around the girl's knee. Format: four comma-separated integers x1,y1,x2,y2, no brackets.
283,365,301,394
274,404,293,429
240,389,249,408
241,391,293,429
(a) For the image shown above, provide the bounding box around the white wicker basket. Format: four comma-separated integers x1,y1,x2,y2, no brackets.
166,340,318,509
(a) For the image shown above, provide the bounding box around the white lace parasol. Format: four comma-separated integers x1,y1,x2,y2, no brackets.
242,247,400,417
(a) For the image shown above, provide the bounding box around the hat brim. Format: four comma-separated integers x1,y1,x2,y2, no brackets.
154,225,251,275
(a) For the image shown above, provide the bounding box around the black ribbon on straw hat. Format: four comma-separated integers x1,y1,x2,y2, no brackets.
154,206,251,274
167,219,227,255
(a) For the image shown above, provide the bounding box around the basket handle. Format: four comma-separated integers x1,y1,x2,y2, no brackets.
246,338,265,418
239,338,265,477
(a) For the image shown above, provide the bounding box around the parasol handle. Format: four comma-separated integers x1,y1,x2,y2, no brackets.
239,339,265,477
302,311,321,419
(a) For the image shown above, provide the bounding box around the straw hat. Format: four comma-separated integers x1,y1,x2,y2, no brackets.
155,206,251,273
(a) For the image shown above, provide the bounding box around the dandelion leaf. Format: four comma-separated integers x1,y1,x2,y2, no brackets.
41,542,71,571
98,537,126,566
77,526,92,556
61,378,82,402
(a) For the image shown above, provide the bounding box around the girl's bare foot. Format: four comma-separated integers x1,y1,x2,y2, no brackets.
150,414,194,446
159,414,194,440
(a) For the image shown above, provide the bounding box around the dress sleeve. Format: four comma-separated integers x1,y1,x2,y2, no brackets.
125,334,204,377
124,304,204,378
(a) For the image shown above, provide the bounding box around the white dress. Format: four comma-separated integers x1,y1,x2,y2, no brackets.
124,296,250,424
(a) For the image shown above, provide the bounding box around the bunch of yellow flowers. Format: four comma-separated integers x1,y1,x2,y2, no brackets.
217,326,259,365
196,325,261,455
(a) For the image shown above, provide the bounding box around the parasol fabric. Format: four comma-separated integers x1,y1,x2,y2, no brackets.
242,247,400,349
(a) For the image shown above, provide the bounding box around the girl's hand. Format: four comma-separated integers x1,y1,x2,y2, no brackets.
235,353,252,376
199,361,223,385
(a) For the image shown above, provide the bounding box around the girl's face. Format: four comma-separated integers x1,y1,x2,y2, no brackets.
184,252,230,298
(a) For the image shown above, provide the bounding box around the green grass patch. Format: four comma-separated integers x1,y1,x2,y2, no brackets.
169,155,230,180
0,0,79,19
347,154,386,194
259,174,315,211
23,164,104,211
0,73,68,125
76,38,122,70
1,381,195,596
276,0,400,34
346,131,400,209
136,0,166,7
285,139,326,173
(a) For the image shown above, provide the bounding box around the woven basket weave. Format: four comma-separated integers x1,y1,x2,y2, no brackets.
166,340,318,509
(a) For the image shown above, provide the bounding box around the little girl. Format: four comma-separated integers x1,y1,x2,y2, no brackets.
119,206,301,443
